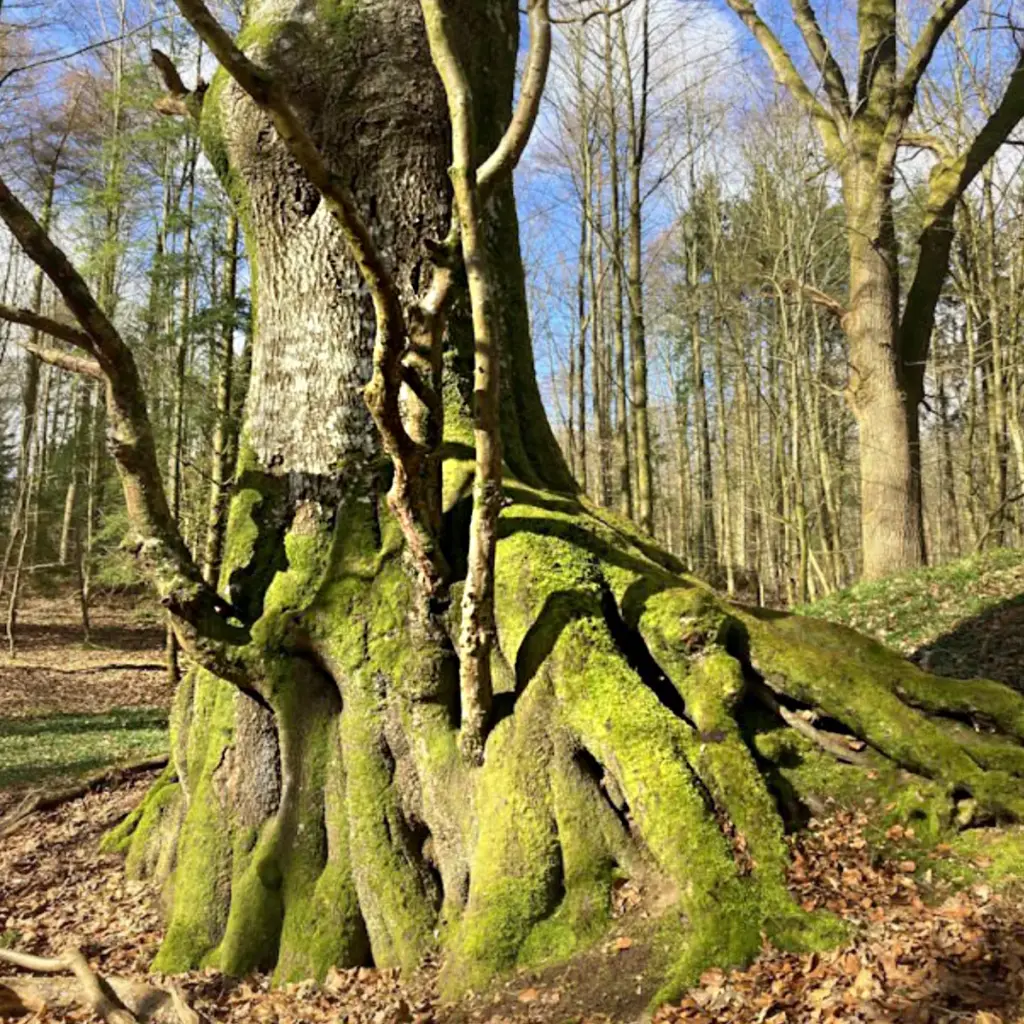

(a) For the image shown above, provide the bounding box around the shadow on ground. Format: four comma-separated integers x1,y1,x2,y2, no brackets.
924,908,1024,1020
911,592,1024,692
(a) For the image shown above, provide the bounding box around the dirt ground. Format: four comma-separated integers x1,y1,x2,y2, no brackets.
2,596,1024,1023
0,595,169,720
1,779,1023,1023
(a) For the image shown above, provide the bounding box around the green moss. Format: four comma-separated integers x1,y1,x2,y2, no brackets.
742,613,980,786
101,763,177,855
893,670,1024,743
153,675,238,973
235,14,288,54
551,613,763,984
274,671,367,981
446,680,561,991
337,672,437,970
949,828,1024,887
750,716,951,843
515,734,622,969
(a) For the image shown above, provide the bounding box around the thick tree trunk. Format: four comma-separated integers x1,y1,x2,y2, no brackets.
105,0,1024,1008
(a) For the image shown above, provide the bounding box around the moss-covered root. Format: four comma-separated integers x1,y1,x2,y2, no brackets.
554,608,845,1000
214,659,368,982
739,609,1024,823
149,659,373,981
443,674,648,995
443,679,561,992
102,764,182,888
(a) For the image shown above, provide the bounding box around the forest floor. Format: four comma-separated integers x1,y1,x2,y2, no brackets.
0,594,169,797
2,558,1024,1023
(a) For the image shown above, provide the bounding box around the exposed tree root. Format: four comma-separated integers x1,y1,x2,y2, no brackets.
105,468,1024,1006
0,947,199,1023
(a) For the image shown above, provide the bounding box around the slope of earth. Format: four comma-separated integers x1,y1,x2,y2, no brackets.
2,779,1023,1024
0,594,169,799
800,547,1024,690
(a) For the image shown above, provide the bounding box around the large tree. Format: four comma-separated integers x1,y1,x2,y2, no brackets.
3,0,1024,1005
723,0,1024,579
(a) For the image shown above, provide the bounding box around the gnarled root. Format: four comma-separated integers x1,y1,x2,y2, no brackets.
108,478,1024,1004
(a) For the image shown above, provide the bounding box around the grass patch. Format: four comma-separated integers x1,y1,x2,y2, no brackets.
0,707,168,789
799,548,1024,655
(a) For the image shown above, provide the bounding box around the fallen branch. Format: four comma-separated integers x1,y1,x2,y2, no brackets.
0,755,169,839
5,661,166,675
0,948,134,1024
0,948,198,1023
753,683,872,767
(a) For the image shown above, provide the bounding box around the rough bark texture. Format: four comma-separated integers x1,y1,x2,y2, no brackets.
107,0,1024,1008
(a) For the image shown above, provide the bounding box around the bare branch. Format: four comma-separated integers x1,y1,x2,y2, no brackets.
0,173,254,688
898,131,953,159
478,0,552,195
549,1,636,29
0,945,202,1024
881,0,972,162
788,0,851,117
151,47,189,96
421,0,531,761
20,342,104,379
0,302,94,350
900,51,1024,371
0,19,166,91
723,0,843,159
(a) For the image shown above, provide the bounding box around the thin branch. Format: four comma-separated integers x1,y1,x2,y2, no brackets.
0,173,253,688
549,0,637,29
788,0,851,117
722,0,843,159
0,302,94,350
478,0,553,195
900,51,1024,368
168,0,405,347
898,131,953,159
421,0,555,762
20,342,104,379
151,47,189,96
0,19,166,91
879,0,972,169
753,683,871,767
